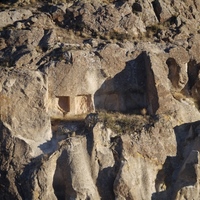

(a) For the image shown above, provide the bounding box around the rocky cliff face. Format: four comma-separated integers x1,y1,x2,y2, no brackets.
1,0,200,199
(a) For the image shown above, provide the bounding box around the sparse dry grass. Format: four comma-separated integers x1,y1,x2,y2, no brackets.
51,110,156,136
105,30,135,42
97,110,152,135
51,113,87,122
0,94,11,121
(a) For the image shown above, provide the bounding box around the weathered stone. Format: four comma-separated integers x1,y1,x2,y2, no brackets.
1,1,200,200
0,9,32,28
0,69,51,157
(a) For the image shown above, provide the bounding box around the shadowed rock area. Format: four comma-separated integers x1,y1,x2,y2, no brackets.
1,0,200,200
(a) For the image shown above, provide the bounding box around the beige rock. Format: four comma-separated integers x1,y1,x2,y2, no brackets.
54,137,100,199
1,1,200,200
0,9,32,28
47,51,105,118
0,69,51,157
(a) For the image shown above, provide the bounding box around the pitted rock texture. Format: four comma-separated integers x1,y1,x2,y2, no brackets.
1,0,200,200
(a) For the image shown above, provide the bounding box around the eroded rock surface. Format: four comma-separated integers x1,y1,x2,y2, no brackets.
1,0,200,200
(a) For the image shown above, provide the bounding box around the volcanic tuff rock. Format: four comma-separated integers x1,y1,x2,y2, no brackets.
1,0,200,199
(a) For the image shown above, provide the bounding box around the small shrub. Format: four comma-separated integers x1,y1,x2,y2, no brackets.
97,110,151,135
146,24,162,38
103,29,135,42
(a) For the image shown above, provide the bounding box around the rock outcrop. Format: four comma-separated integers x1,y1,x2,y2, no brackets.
1,0,200,200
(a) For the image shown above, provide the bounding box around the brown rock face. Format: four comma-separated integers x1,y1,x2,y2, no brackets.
1,0,200,200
